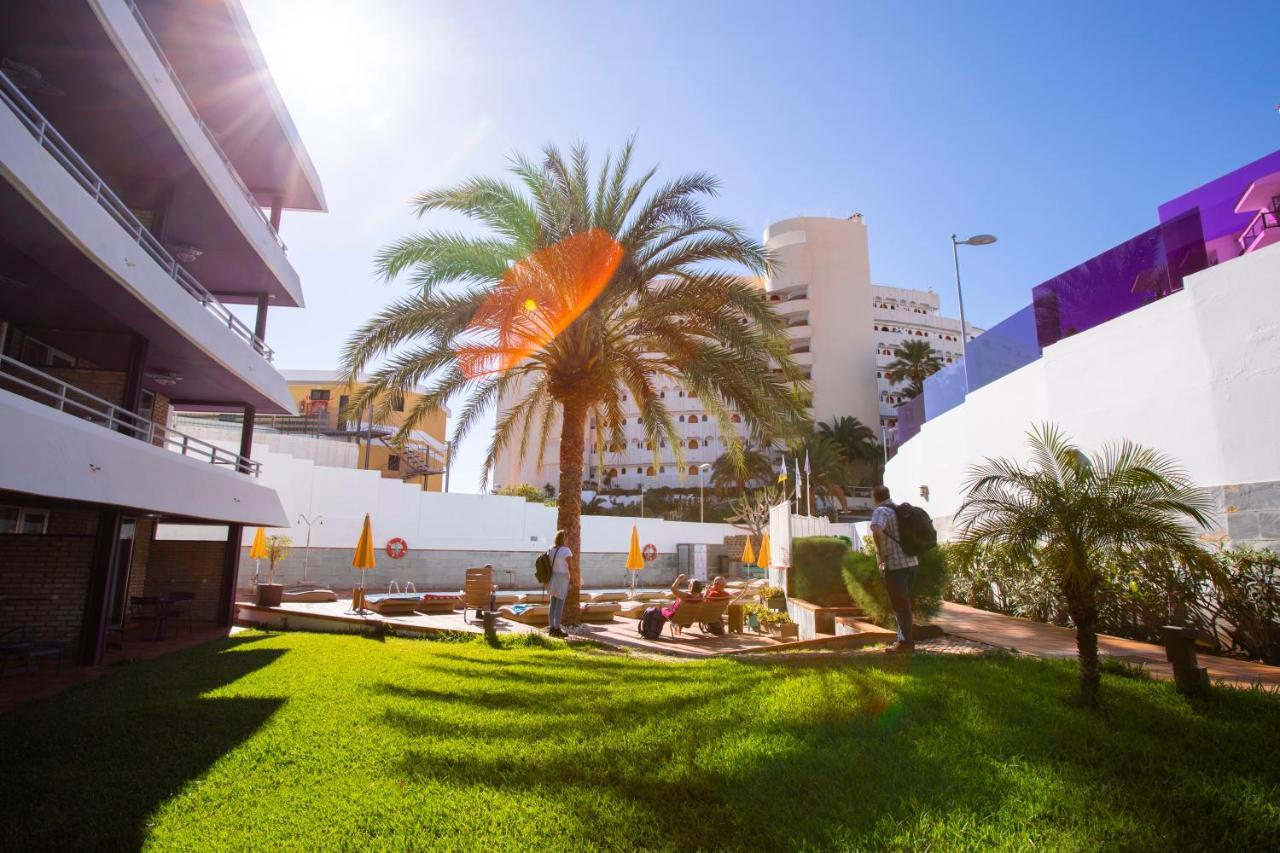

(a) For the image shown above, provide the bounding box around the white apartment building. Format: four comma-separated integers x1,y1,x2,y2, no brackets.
872,285,981,435
0,0,323,664
493,215,974,492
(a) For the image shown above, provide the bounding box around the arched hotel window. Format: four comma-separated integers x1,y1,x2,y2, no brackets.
688,465,698,475
646,466,656,476
730,414,741,423
688,439,699,449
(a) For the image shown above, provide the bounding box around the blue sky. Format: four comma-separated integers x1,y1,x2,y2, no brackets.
242,0,1280,492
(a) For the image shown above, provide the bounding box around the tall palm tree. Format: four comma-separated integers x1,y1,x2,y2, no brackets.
955,424,1212,705
710,444,774,496
343,140,807,620
789,432,852,514
817,415,882,485
883,339,943,399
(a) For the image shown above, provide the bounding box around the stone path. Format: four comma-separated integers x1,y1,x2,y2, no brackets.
935,601,1280,689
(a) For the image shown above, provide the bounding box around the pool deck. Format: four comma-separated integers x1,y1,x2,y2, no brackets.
236,598,790,658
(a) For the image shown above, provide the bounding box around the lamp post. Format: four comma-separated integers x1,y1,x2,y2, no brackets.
698,463,711,523
640,483,646,519
950,233,998,391
296,513,324,586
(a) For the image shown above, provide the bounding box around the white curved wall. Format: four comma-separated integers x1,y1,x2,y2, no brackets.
884,242,1280,527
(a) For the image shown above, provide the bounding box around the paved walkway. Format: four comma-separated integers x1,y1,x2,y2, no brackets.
935,602,1280,689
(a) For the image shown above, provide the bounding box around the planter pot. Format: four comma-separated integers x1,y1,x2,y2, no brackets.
777,623,799,641
767,595,786,612
256,583,284,607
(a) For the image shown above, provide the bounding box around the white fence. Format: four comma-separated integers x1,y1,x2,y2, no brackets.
766,501,858,587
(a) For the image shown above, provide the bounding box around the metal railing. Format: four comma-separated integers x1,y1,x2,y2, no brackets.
1237,209,1279,254
0,354,261,476
124,0,288,253
0,70,274,362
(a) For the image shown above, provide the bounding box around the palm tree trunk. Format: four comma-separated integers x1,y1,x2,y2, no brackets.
556,396,588,625
1064,580,1101,705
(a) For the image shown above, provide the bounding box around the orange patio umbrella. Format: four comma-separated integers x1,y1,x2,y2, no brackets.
249,527,269,584
351,514,376,613
758,532,772,570
625,524,644,596
741,535,756,566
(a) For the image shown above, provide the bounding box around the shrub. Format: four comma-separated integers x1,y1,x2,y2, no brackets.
1204,546,1280,664
495,483,546,503
790,536,853,606
742,602,793,629
842,545,949,627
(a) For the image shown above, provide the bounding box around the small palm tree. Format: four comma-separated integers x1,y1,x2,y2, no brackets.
955,424,1212,705
710,444,774,496
883,339,943,398
343,140,807,620
789,432,852,514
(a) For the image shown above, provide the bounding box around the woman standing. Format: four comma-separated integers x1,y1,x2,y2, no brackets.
546,529,572,638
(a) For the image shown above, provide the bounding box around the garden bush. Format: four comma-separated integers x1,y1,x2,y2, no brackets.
790,536,853,606
842,545,949,627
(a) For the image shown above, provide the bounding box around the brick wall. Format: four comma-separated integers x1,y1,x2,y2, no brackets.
42,368,126,406
0,507,99,648
128,518,153,599
145,539,227,624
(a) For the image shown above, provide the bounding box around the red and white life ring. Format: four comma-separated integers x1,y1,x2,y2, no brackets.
642,543,658,562
385,537,409,559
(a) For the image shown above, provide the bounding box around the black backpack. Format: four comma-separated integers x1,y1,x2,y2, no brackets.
891,502,938,557
534,549,553,585
638,606,666,640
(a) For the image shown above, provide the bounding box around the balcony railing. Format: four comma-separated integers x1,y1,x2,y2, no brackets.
124,0,287,253
0,71,274,361
1237,208,1280,254
0,354,261,476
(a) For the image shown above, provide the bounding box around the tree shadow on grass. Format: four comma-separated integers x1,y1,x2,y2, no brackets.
0,635,288,852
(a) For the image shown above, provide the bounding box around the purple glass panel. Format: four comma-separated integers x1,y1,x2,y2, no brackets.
1157,148,1280,264
1032,209,1206,349
922,359,966,420
895,394,925,446
966,304,1040,391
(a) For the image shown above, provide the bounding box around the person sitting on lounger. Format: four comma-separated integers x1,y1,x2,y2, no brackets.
705,576,731,600
662,574,704,635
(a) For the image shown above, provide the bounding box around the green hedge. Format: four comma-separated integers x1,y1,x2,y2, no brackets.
791,536,853,606
842,545,950,627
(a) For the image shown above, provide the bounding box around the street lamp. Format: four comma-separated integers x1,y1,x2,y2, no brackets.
698,463,711,523
950,233,998,390
296,514,324,586
640,483,646,519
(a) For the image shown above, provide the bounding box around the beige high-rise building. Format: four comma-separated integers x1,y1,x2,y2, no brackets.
491,214,973,492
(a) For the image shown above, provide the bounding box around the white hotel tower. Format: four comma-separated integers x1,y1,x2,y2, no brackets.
491,215,974,492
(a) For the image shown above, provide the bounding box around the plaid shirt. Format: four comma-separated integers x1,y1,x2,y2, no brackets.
871,501,918,570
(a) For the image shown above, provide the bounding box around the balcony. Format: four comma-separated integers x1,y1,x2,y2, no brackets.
122,0,286,253
1237,209,1280,255
1,354,260,476
0,70,273,361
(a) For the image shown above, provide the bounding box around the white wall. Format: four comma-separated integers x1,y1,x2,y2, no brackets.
884,242,1280,521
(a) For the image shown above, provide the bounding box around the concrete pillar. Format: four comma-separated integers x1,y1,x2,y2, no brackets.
217,523,244,627
78,510,122,665
120,334,148,424
253,293,269,346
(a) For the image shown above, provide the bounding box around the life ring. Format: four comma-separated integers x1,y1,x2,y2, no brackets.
642,543,658,562
385,537,409,559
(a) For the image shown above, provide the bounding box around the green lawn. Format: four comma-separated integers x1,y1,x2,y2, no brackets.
2,631,1278,851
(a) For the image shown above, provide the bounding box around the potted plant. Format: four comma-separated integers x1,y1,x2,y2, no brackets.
256,535,292,607
758,585,786,611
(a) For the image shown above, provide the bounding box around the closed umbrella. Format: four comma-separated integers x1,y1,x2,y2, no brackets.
351,514,376,614
758,532,771,570
741,536,756,566
249,527,269,586
625,524,644,596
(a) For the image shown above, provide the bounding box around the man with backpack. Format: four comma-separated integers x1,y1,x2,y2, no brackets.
870,485,931,655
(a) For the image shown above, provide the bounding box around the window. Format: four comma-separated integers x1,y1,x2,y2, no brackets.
309,389,331,401
700,415,708,422
688,465,698,475
730,414,741,423
678,415,685,423
19,336,75,368
390,392,405,413
387,454,401,471
688,439,699,449
646,466,656,476
0,506,48,535
659,466,665,474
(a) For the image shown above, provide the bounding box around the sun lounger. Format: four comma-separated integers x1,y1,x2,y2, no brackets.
416,593,461,614
630,591,664,601
585,591,627,603
666,596,732,637
618,599,671,619
520,592,550,604
281,589,338,603
362,593,427,616
499,603,549,625
579,602,621,622
463,567,494,621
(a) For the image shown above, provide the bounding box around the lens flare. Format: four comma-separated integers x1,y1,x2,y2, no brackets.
457,229,623,378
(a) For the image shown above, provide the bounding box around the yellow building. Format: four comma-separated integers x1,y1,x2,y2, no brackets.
280,370,450,492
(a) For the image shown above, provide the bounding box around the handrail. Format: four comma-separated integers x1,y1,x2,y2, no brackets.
0,354,262,476
1237,209,1279,254
0,70,275,362
124,0,288,253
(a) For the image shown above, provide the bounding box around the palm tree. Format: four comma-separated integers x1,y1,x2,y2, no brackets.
883,339,943,399
817,415,882,485
955,424,1212,705
343,140,807,620
710,444,774,496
